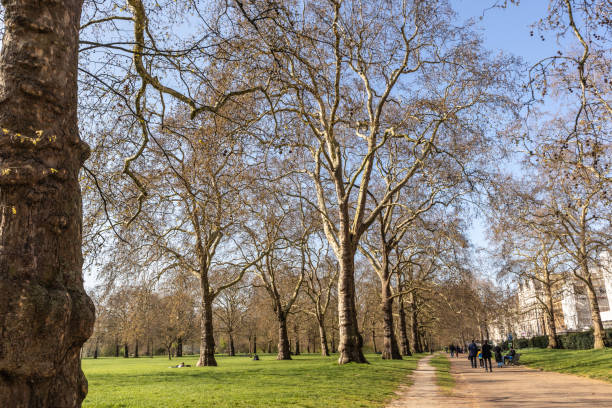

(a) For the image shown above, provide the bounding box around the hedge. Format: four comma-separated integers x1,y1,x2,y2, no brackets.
514,329,612,350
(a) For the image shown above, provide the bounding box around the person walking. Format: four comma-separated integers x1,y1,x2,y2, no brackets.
494,344,503,368
449,344,456,358
482,340,493,372
468,340,478,368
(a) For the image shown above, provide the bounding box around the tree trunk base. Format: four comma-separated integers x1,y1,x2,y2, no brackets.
382,350,402,360
196,352,218,367
338,346,368,364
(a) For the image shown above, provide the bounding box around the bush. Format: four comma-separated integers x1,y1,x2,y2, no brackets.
528,335,549,348
558,331,594,350
514,338,528,349
517,328,612,350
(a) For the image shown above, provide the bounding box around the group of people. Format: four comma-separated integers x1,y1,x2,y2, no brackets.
445,340,516,373
447,344,463,358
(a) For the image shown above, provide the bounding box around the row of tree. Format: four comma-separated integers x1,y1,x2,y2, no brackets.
488,0,611,349
0,0,608,406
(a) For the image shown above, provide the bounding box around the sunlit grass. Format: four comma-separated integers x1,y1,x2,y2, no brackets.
82,353,420,407
520,348,612,383
429,354,455,395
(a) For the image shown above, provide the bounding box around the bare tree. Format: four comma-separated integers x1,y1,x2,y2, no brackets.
235,0,516,363
302,243,338,357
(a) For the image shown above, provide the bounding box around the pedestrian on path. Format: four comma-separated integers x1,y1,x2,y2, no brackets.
504,347,516,365
468,339,478,368
449,344,456,357
494,344,503,368
481,340,493,372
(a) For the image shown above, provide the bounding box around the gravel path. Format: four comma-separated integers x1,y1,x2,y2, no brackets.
388,353,612,407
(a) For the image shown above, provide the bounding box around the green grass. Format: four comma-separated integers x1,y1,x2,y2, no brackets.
429,354,455,395
82,353,420,407
519,348,612,383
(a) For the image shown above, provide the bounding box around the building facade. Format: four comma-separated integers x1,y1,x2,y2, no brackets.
514,253,612,338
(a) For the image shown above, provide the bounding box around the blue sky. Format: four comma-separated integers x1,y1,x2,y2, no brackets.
453,0,553,66
451,0,554,251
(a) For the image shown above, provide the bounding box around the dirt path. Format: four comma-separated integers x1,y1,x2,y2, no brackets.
387,354,473,407
388,354,612,407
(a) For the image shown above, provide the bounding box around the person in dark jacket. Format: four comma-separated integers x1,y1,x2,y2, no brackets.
467,340,478,368
504,347,516,365
481,340,493,372
449,344,456,357
494,345,503,368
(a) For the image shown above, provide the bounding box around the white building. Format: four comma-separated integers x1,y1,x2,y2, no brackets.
515,253,612,338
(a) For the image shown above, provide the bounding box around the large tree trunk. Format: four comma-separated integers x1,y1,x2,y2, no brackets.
371,324,378,353
409,293,421,353
584,272,606,349
253,333,257,354
115,342,120,358
397,295,412,356
228,333,235,356
197,288,217,366
380,275,401,360
176,337,183,358
293,323,300,356
318,318,330,356
0,1,94,406
124,343,129,358
134,340,139,358
277,312,291,360
337,244,367,364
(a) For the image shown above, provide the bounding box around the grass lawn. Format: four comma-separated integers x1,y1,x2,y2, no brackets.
429,354,455,395
519,348,612,383
82,353,420,407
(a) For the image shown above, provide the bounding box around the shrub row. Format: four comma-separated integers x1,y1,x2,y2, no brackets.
514,329,612,350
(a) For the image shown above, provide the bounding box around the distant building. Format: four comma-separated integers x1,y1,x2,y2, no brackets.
514,253,612,338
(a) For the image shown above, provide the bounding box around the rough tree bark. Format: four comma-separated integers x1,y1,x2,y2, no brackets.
583,266,606,349
331,332,336,354
544,283,558,348
409,293,421,353
337,243,367,363
380,272,401,359
176,337,182,358
228,333,235,356
293,323,300,356
197,286,217,366
318,319,330,356
277,312,291,360
0,1,95,406
397,295,412,356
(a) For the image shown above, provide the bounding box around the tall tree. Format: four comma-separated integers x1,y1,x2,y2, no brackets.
510,0,611,348
0,1,94,406
236,0,515,363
